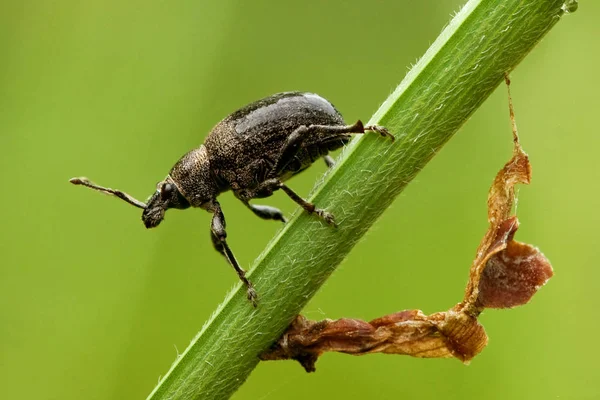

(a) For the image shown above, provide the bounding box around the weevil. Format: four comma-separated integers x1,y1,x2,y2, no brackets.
70,92,394,306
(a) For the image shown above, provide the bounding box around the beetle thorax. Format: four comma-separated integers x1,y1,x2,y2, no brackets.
169,145,220,209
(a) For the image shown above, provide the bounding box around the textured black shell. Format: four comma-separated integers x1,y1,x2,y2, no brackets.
203,92,347,190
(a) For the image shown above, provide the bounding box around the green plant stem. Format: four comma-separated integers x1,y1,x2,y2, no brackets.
148,0,570,398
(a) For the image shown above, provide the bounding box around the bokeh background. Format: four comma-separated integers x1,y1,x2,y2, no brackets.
1,1,597,399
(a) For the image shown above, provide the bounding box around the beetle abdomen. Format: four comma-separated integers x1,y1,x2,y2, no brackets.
204,92,346,188
231,92,343,134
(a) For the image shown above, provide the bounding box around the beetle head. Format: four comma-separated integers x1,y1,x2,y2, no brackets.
70,146,217,228
69,176,189,229
142,179,190,228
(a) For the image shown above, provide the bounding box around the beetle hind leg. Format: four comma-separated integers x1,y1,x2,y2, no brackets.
269,120,393,178
364,124,394,140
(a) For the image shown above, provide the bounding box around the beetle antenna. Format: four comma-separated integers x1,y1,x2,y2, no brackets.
69,177,147,209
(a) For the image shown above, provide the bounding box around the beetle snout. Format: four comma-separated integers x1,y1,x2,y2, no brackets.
142,211,163,228
142,206,165,228
142,192,167,228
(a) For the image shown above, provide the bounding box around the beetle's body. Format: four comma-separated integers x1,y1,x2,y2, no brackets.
71,91,393,306
171,92,347,206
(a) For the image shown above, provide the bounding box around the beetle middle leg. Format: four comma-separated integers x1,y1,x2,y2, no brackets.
324,155,336,168
242,201,287,223
209,201,258,306
234,186,287,223
240,179,337,227
278,182,337,226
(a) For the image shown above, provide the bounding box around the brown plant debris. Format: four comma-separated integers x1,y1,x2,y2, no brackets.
260,76,554,372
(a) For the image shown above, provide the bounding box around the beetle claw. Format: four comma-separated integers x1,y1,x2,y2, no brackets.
316,209,337,227
247,285,259,307
365,125,395,141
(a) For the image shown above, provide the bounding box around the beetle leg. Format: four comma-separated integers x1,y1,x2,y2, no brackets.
233,187,287,223
238,178,336,226
243,201,287,223
209,202,258,306
363,123,395,140
269,125,309,177
278,182,337,227
324,155,336,168
270,120,393,178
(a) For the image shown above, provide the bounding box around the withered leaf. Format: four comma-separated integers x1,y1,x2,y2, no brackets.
261,76,553,371
476,229,553,309
260,312,487,372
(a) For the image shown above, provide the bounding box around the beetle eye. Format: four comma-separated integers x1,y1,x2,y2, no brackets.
160,183,174,200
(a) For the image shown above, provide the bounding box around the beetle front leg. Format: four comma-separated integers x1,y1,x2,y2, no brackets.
209,202,258,306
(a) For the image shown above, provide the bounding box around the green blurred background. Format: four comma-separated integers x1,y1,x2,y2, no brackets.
1,1,597,399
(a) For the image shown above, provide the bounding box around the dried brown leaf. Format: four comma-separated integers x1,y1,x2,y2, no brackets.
477,234,553,309
260,311,488,372
260,76,553,372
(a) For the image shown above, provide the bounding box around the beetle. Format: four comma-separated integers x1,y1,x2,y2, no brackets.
70,91,393,306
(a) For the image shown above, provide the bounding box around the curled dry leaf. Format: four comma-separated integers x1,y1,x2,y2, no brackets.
260,76,553,372
260,311,488,372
